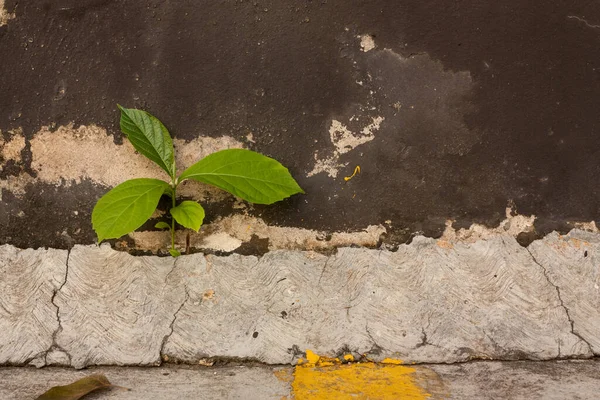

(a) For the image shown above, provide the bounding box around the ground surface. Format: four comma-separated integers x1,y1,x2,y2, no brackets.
3,360,600,399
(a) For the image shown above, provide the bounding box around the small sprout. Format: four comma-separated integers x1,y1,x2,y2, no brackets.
92,106,304,256
155,222,171,230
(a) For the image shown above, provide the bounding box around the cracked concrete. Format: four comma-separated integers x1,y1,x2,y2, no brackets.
52,245,185,369
0,231,598,368
529,230,600,354
526,246,593,356
160,270,190,363
0,246,67,366
43,248,73,368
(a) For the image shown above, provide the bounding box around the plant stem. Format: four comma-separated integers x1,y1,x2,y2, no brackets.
170,184,177,252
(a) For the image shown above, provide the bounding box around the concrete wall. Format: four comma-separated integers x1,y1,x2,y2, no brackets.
1,1,600,253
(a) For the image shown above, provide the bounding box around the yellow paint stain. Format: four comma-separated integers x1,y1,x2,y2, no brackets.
344,165,361,181
274,368,294,384
274,368,295,400
301,350,343,367
306,350,321,365
293,363,430,399
381,358,404,365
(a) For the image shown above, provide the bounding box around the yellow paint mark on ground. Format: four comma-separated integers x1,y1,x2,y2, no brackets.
293,363,430,399
306,350,321,365
274,368,294,384
298,350,353,367
381,358,404,365
274,368,295,400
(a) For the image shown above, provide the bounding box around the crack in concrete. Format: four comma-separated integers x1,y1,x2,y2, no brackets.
365,323,384,355
159,274,189,364
526,247,593,354
318,257,331,285
415,327,428,349
46,248,73,366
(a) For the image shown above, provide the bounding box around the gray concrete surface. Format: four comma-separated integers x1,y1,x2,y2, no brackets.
165,235,589,364
0,230,598,368
1,360,600,400
529,230,600,354
432,360,600,400
54,246,185,368
0,246,67,366
0,365,291,400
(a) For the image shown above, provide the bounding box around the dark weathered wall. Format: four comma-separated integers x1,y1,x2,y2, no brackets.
1,1,600,252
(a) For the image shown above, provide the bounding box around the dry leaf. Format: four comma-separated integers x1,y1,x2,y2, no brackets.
36,374,114,400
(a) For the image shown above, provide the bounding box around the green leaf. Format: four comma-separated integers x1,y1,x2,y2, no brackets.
178,149,304,204
118,105,175,177
36,374,115,400
155,221,171,230
170,201,205,232
169,249,181,257
92,178,170,242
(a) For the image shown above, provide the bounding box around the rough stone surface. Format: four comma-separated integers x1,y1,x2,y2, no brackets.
529,229,600,355
0,246,67,365
165,236,591,364
54,245,184,368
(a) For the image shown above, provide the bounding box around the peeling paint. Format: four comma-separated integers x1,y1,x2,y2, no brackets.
129,214,386,253
440,207,536,243
358,34,376,52
0,174,35,200
571,221,599,233
332,117,383,155
308,117,384,178
0,129,25,165
306,151,347,179
4,124,242,202
0,0,14,26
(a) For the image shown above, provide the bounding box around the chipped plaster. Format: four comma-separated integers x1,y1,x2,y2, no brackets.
5,124,242,203
439,207,536,245
0,129,25,165
129,214,387,253
358,34,376,52
198,232,243,253
570,221,599,233
308,117,384,178
0,0,14,26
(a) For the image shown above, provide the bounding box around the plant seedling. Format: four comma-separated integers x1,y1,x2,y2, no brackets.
92,106,304,257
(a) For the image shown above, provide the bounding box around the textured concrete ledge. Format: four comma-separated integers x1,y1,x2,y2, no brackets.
0,230,598,368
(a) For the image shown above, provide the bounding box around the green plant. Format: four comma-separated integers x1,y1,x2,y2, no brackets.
92,106,304,257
